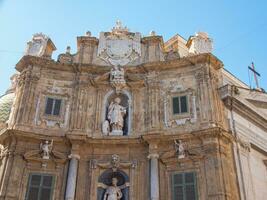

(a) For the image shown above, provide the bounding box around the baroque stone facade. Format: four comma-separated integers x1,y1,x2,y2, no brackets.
0,22,266,200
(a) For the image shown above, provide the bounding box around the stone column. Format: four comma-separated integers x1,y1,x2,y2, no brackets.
148,153,160,200
65,154,80,200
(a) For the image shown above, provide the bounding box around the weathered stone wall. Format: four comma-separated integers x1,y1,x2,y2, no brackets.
0,53,242,200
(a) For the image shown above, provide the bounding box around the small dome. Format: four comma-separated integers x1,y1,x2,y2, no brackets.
0,92,15,123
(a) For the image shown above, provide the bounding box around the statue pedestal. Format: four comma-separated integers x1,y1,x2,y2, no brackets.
110,130,123,136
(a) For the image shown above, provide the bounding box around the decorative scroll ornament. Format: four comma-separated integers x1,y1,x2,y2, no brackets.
97,20,141,66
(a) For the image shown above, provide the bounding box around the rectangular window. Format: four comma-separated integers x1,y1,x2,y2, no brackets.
172,95,188,114
45,97,62,116
26,174,55,200
172,172,197,200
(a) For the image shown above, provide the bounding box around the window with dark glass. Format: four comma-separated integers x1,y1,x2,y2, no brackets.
172,95,188,114
172,172,197,200
25,174,55,200
45,97,62,116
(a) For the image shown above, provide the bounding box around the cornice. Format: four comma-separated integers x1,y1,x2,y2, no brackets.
224,97,267,132
0,126,234,146
15,53,223,75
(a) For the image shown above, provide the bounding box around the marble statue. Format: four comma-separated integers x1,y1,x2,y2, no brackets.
103,178,123,200
40,140,53,159
174,139,186,159
107,97,126,135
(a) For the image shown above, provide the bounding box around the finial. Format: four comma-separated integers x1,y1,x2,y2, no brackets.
112,20,129,33
149,30,156,36
116,20,122,28
66,46,71,54
196,32,209,39
85,31,91,37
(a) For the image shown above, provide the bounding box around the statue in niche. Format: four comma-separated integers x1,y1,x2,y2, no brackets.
40,140,53,160
102,93,130,136
107,97,126,135
98,169,130,200
103,177,123,200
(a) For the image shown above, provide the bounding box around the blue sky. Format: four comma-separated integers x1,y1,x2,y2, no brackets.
0,0,266,94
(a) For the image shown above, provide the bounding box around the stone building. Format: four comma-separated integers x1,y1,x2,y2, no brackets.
0,21,266,200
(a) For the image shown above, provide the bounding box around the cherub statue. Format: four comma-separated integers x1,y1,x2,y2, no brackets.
40,140,53,159
174,139,186,159
99,177,129,200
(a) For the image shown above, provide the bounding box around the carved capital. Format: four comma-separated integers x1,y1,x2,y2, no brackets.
68,154,80,160
147,153,159,159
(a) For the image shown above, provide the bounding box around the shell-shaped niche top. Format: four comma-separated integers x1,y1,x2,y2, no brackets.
97,20,141,66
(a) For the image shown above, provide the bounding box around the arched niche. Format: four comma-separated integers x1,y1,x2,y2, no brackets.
97,169,129,200
102,90,132,136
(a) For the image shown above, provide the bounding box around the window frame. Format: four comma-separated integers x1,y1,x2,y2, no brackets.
171,172,198,200
172,95,189,115
170,92,191,119
25,173,55,200
44,97,63,117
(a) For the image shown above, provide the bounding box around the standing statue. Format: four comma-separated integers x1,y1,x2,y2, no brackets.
103,178,123,200
40,140,53,159
174,139,186,159
107,97,126,135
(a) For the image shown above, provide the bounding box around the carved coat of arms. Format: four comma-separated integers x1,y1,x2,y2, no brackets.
97,21,141,66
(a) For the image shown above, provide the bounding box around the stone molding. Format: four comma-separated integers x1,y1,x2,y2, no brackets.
16,53,223,73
